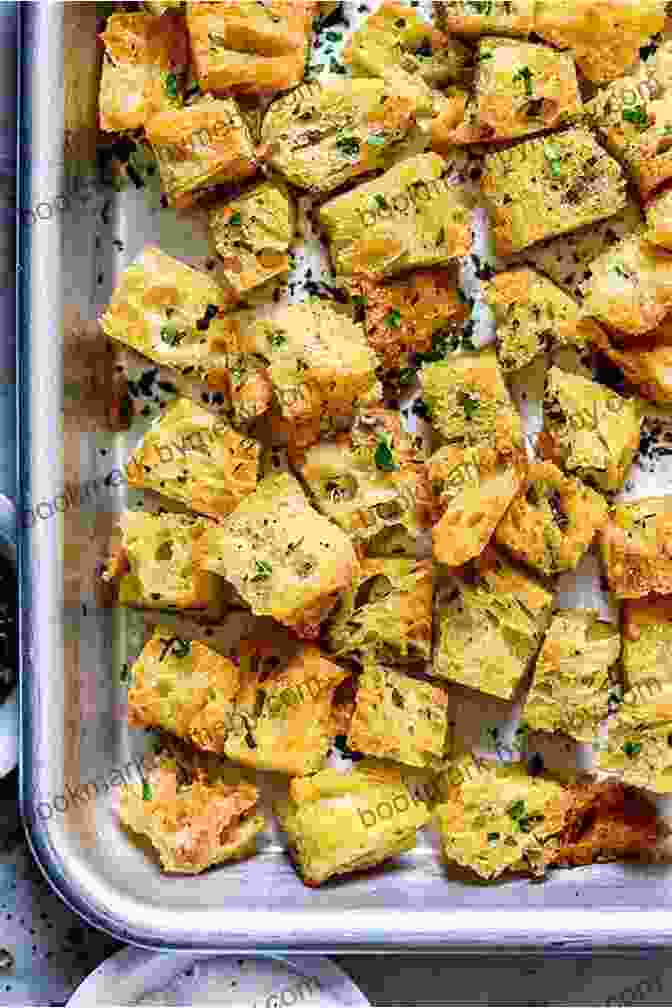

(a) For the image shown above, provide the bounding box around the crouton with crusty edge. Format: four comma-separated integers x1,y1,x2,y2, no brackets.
126,398,260,520
580,235,672,338
344,1,472,86
597,685,672,794
146,97,258,209
223,645,349,776
99,246,273,424
118,740,264,874
275,761,430,886
434,546,553,701
294,408,431,545
646,188,672,250
622,598,672,696
449,38,581,146
420,350,526,459
103,510,224,618
495,461,608,577
127,626,240,744
350,269,469,376
435,0,535,39
197,472,359,639
591,320,672,406
534,0,665,85
318,152,472,278
600,496,672,599
428,442,523,568
541,367,642,494
328,557,434,664
436,755,573,881
481,129,627,256
585,41,672,200
261,77,419,196
483,268,601,374
99,12,188,133
209,180,294,297
523,609,620,742
548,779,664,867
250,301,382,446
347,660,449,769
186,0,312,97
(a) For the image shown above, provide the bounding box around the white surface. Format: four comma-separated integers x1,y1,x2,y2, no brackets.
66,948,370,1008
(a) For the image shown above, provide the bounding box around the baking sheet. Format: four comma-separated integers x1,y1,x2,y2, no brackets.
17,0,672,951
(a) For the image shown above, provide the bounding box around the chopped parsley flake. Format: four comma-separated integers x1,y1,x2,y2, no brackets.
335,135,360,157
622,740,643,757
374,434,398,472
480,50,494,60
507,799,526,821
269,329,287,348
470,0,493,12
164,72,179,100
142,780,153,801
160,324,183,347
374,194,389,209
252,559,273,581
398,366,417,385
229,211,242,226
543,144,562,178
622,105,649,129
385,307,402,328
352,293,368,308
460,391,480,420
513,66,534,96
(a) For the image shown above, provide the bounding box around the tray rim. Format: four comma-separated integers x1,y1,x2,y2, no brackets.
17,0,672,953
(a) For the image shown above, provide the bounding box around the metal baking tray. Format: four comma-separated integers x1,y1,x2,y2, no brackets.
18,0,672,952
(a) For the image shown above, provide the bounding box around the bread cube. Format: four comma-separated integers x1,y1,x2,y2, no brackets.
622,598,672,696
523,609,620,742
275,761,430,885
436,0,535,39
481,129,627,255
591,321,672,406
318,152,472,278
541,367,642,493
126,398,260,519
597,685,672,794
99,12,188,133
495,461,608,577
186,0,311,96
100,247,273,425
118,741,264,873
600,496,672,598
209,180,294,297
295,407,430,544
428,442,523,568
434,547,553,700
347,661,449,769
146,97,258,208
484,268,599,374
645,188,672,250
328,557,434,663
104,510,224,616
450,38,581,145
198,473,359,638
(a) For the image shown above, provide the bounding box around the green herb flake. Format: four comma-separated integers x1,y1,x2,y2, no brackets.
229,211,242,226
252,559,273,581
367,134,388,147
543,144,562,178
142,779,153,801
374,434,398,472
622,740,643,757
269,329,287,348
352,293,368,308
160,324,183,347
460,391,480,420
398,366,417,385
487,831,500,843
513,66,534,96
164,72,179,100
507,799,526,821
171,639,190,659
612,263,630,278
480,50,494,60
374,194,389,209
335,135,361,157
622,105,649,129
436,226,445,245
325,30,342,41
385,307,402,328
